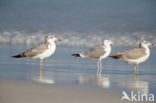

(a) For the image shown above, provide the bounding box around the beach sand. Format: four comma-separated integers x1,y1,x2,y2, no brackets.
0,79,122,103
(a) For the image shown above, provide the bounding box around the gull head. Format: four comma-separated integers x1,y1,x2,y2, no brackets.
46,36,61,44
102,40,113,46
139,40,153,48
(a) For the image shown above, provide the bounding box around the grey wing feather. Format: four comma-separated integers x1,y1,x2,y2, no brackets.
82,46,106,59
121,48,146,59
24,42,49,57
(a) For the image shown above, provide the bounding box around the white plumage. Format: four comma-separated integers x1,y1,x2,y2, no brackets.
72,40,113,75
12,36,61,69
110,40,153,75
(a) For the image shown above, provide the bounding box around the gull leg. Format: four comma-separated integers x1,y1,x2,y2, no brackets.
40,69,43,80
97,61,100,75
97,71,102,78
136,64,139,75
40,60,43,70
99,60,103,74
134,64,137,75
134,73,138,81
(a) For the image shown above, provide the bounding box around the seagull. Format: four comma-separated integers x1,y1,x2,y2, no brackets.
12,36,61,69
110,40,153,75
72,40,113,75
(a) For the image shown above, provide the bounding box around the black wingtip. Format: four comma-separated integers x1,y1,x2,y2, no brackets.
12,54,23,58
72,54,81,57
109,55,120,59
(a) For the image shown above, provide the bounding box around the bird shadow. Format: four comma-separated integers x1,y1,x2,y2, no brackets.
77,74,110,89
31,69,55,84
118,75,149,94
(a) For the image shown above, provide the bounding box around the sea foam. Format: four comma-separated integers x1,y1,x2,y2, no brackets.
0,31,155,48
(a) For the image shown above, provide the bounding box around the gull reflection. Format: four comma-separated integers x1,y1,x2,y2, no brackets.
78,74,110,88
32,69,55,84
119,75,148,94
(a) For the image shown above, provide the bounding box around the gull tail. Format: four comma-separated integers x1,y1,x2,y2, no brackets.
72,53,81,57
12,52,26,58
109,54,122,59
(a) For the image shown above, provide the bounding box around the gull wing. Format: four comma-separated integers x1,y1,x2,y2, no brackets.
121,48,146,59
82,46,106,59
23,42,49,57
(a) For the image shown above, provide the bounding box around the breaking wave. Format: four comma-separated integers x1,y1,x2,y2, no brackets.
0,31,156,47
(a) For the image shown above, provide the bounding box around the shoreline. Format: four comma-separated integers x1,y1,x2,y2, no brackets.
0,46,156,103
0,79,122,103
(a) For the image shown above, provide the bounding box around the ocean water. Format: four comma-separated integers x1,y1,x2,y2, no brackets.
0,45,156,96
0,0,156,98
0,0,156,47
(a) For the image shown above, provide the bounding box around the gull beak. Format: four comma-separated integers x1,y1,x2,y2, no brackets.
149,43,154,47
56,38,61,41
151,43,154,47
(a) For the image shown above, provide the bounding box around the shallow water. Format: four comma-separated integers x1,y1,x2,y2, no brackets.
0,45,156,96
0,0,156,47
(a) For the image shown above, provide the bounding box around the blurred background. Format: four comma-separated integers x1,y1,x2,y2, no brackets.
0,0,156,47
0,0,156,96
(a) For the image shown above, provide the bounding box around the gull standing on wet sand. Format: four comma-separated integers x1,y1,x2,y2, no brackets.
72,40,113,75
110,40,153,75
12,36,61,69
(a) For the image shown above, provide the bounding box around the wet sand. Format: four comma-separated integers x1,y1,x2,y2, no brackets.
0,46,156,103
0,79,122,103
